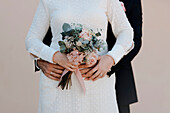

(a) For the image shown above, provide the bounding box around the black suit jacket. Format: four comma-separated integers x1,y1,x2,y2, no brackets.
35,0,143,105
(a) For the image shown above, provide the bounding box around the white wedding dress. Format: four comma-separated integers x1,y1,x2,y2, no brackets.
25,0,134,113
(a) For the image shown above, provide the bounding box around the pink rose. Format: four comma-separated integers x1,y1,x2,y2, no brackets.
67,48,85,65
85,52,98,67
79,29,92,41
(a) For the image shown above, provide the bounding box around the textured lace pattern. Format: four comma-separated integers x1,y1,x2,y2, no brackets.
39,71,118,113
25,0,134,113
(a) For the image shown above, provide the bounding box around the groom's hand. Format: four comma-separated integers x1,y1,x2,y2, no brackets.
37,59,65,81
78,62,98,78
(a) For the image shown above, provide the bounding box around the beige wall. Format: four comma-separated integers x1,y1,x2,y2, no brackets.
0,0,170,113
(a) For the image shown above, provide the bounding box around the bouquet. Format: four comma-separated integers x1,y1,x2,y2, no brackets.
57,23,106,94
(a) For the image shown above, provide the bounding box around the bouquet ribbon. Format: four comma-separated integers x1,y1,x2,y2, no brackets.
59,68,86,94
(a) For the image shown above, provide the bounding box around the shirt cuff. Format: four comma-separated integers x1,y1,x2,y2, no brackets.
34,58,40,70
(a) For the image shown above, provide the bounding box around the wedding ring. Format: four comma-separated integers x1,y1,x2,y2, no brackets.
50,72,54,75
99,74,103,77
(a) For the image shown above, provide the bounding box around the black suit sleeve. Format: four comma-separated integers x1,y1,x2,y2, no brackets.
107,0,143,75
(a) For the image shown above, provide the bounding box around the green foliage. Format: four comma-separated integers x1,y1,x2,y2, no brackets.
62,23,72,32
58,41,65,46
95,32,101,36
82,40,89,44
59,23,105,54
60,45,66,53
58,41,66,53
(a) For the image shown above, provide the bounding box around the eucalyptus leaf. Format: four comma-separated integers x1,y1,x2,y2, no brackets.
76,46,82,52
67,48,72,53
92,36,97,42
82,40,89,44
79,38,83,42
60,32,66,37
74,36,79,41
60,45,66,53
62,23,72,32
75,27,82,31
58,41,65,46
95,32,101,36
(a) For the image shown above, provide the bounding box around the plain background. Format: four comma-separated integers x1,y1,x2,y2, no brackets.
0,0,170,113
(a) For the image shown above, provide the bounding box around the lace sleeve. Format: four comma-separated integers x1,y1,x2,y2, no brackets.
106,0,134,65
25,0,57,63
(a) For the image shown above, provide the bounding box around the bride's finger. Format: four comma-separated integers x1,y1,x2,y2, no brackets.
67,63,77,69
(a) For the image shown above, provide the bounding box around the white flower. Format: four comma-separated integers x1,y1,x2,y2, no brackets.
68,37,72,39
79,29,92,41
64,36,69,39
63,39,68,43
65,42,72,48
76,41,82,46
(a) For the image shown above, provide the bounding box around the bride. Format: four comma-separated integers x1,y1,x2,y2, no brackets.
25,0,134,113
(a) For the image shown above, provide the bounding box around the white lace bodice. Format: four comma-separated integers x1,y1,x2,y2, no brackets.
25,0,134,65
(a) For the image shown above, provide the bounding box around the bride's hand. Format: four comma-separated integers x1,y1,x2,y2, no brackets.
52,51,77,71
83,55,115,81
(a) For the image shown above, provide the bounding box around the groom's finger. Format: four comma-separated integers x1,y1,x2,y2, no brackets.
49,71,62,78
46,74,60,81
84,66,98,77
79,64,91,68
51,68,63,74
53,64,65,70
89,70,101,80
50,72,61,78
80,68,91,75
79,61,98,68
84,77,90,80
93,72,105,81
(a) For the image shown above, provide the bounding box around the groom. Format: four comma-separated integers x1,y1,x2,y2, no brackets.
34,0,143,113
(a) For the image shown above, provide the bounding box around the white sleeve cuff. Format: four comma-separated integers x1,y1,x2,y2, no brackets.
27,46,58,64
106,44,125,65
40,46,58,64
